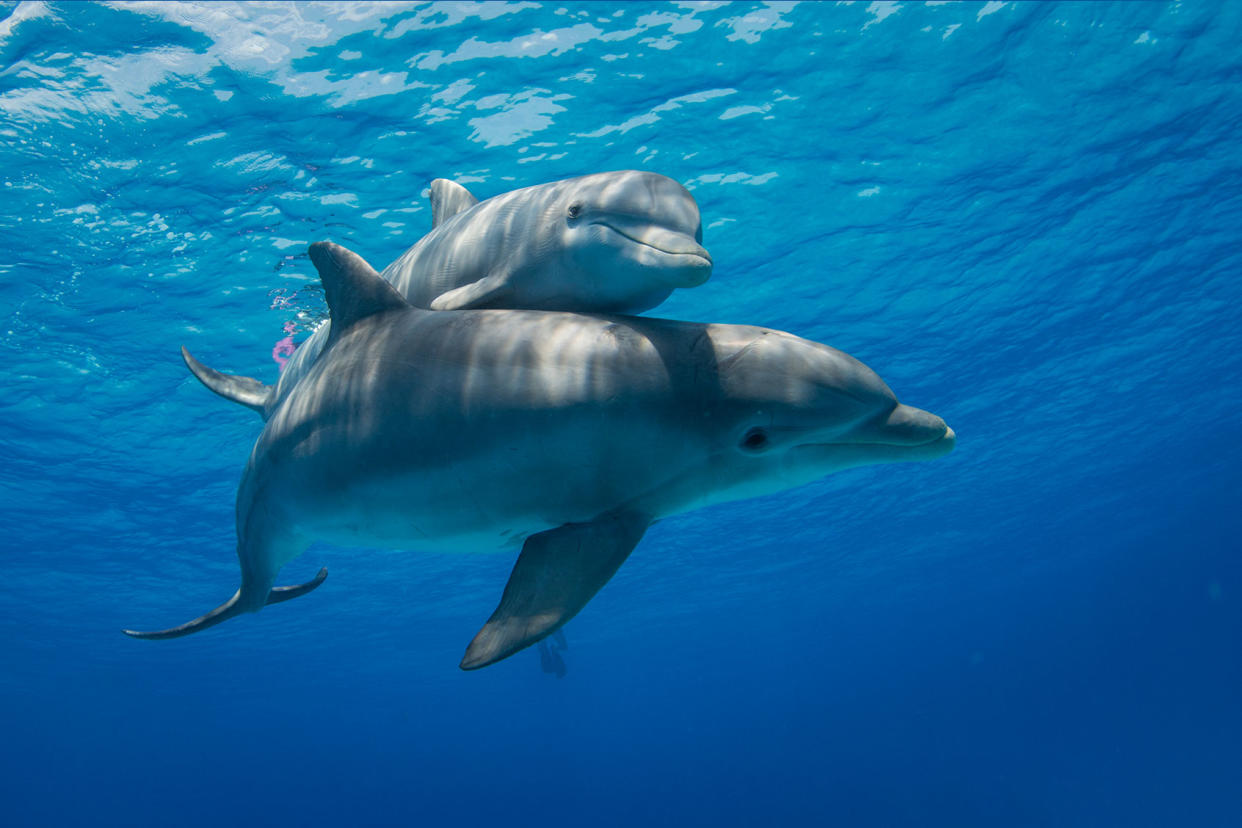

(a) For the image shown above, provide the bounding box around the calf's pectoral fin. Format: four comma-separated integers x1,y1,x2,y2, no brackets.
429,274,512,311
122,568,328,640
460,513,649,671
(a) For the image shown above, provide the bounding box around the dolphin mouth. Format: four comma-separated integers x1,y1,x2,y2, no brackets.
851,404,954,451
794,423,956,464
899,425,956,459
806,425,955,451
847,425,955,450
871,425,955,455
594,220,713,278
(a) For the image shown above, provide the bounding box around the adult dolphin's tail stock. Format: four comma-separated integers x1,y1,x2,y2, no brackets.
122,568,328,640
122,240,406,640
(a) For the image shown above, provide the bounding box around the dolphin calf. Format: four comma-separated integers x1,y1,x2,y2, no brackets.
127,242,955,670
393,170,711,312
186,170,713,420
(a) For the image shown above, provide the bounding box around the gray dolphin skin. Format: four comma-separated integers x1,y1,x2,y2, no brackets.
126,242,954,670
184,170,713,420
391,170,711,313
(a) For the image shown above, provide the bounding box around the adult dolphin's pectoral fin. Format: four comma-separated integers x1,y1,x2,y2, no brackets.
460,512,649,671
122,568,328,640
429,179,479,228
429,274,513,311
181,346,272,418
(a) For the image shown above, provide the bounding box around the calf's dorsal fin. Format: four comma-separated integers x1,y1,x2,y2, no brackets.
308,242,408,344
429,179,479,228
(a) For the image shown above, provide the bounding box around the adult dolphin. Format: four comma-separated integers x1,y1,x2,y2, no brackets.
184,170,712,419
126,243,955,671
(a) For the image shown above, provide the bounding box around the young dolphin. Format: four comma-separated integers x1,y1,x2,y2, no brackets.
126,243,955,670
392,170,711,312
183,170,712,420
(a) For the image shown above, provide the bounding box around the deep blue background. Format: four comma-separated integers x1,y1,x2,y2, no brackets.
2,2,1239,826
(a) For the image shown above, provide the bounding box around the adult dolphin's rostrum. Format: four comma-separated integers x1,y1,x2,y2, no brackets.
184,170,712,420
127,243,955,670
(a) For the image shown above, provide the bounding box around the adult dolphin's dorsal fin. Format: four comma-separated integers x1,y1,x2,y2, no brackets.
308,242,408,343
460,512,649,670
429,179,479,228
181,346,272,419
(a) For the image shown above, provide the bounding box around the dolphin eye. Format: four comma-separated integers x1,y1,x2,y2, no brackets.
740,427,769,452
567,203,582,219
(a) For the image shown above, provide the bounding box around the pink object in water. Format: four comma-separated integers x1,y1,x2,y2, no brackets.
272,321,297,369
269,288,297,311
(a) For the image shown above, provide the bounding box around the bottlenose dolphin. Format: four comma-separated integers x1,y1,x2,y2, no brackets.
127,243,955,670
187,170,712,420
395,170,711,312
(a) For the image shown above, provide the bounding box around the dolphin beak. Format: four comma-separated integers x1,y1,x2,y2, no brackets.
863,404,955,460
917,424,956,459
596,217,713,285
795,404,955,468
873,403,952,448
622,224,712,260
864,404,956,461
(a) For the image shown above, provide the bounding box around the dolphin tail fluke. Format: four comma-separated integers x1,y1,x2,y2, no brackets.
460,513,648,671
181,346,272,419
122,568,328,640
264,567,329,605
122,589,246,640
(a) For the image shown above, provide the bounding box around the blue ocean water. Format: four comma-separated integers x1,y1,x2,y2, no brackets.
2,1,1240,825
